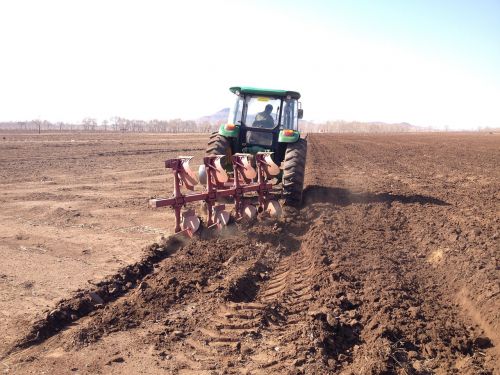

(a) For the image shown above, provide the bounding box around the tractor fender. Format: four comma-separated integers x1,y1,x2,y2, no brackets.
218,124,240,138
278,130,300,143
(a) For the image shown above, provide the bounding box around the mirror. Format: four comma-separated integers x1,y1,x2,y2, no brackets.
298,109,304,119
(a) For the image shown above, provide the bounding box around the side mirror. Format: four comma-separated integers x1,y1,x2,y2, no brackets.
298,109,304,119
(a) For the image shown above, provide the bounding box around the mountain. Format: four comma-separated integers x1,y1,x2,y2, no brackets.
196,108,230,124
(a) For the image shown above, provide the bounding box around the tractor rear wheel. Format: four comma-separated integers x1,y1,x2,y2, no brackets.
282,138,307,206
206,132,232,165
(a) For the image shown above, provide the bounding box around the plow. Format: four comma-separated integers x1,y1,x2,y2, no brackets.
150,86,307,235
149,152,282,235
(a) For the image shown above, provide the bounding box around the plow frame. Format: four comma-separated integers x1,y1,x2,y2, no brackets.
150,152,280,234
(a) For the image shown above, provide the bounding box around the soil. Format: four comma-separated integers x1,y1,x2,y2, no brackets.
0,133,207,355
0,132,498,374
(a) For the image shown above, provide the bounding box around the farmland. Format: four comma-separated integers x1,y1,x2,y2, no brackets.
0,132,498,374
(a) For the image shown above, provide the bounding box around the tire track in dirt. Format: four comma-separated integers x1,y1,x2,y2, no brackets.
149,210,327,374
171,302,267,374
164,208,357,374
244,244,317,373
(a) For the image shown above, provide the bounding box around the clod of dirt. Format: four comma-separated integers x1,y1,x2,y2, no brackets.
88,292,104,305
105,356,125,365
474,335,492,349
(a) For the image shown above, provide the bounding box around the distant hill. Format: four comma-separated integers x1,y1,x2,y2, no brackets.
196,108,230,125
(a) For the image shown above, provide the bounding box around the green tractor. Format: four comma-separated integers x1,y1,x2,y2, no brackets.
205,86,307,206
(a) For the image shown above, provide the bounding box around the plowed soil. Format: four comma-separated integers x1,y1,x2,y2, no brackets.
0,132,499,374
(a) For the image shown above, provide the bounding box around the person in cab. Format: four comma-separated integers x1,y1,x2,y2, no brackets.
252,104,275,128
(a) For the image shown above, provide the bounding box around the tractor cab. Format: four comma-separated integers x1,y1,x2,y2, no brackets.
219,87,303,161
205,86,307,206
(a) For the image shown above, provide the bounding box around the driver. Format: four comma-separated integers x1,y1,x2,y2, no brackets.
252,104,275,128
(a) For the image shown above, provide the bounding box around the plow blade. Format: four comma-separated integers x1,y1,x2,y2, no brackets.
266,200,282,218
213,156,229,183
175,156,199,190
214,205,230,226
199,155,228,185
234,153,257,181
182,209,200,234
243,205,258,220
198,164,208,185
257,152,280,177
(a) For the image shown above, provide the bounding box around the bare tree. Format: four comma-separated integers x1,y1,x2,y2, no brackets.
32,119,42,134
82,117,97,131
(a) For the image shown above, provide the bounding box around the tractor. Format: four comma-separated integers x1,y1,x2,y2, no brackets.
204,86,307,206
150,86,307,235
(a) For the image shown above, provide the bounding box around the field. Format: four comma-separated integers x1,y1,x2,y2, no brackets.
0,132,498,374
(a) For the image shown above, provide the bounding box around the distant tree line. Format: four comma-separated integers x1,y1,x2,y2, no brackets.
0,118,497,133
302,120,499,133
0,117,219,133
301,120,435,133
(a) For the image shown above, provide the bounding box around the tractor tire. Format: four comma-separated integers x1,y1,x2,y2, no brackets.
206,132,232,165
282,138,307,206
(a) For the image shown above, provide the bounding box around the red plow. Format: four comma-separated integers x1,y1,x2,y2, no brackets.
150,152,282,235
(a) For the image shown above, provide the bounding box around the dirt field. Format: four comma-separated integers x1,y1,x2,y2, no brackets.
0,132,498,374
0,133,207,354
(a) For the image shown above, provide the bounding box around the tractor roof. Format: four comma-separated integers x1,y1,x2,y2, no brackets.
230,86,301,99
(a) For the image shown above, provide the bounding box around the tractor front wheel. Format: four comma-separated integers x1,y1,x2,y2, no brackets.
282,138,307,206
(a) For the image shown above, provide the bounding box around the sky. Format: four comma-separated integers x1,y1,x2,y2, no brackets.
0,0,499,129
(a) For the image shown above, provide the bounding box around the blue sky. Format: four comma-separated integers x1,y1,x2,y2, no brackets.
0,0,498,129
300,0,500,80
